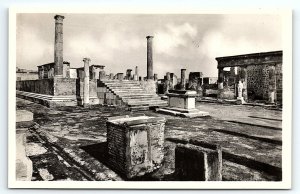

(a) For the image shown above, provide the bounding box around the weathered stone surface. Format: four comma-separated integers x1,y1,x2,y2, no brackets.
16,110,33,123
175,143,222,181
107,114,166,178
16,98,282,181
16,132,33,181
146,36,154,80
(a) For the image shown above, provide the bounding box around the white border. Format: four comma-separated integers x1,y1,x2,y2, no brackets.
8,7,293,189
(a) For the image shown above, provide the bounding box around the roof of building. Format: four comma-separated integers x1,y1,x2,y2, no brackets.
37,61,70,67
216,50,283,68
216,50,282,61
16,67,38,73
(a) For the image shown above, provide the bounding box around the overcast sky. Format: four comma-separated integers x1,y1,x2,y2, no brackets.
16,13,282,78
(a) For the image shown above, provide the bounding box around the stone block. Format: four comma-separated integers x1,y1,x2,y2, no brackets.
106,114,166,179
16,132,33,181
16,110,33,123
175,143,222,181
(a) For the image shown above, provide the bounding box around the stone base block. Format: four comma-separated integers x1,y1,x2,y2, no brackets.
157,107,209,118
77,96,100,106
17,90,77,107
175,143,222,181
16,132,33,181
236,97,246,104
16,110,33,123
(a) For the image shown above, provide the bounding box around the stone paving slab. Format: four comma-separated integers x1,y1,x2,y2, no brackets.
16,98,282,181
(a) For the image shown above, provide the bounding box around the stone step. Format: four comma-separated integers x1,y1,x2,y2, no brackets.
106,86,142,89
125,97,164,102
122,96,161,100
128,106,150,111
118,93,157,98
128,101,168,106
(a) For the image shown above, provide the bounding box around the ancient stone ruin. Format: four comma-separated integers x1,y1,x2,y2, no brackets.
216,51,282,104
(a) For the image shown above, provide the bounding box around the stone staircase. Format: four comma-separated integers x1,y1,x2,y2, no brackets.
99,80,168,110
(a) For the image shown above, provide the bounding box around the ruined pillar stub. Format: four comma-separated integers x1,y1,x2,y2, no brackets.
54,15,65,77
109,73,114,80
146,36,154,80
83,58,90,107
181,69,186,90
117,73,124,81
135,66,139,77
126,69,133,80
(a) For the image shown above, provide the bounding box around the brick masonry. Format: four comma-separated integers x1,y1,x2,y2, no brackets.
106,115,165,178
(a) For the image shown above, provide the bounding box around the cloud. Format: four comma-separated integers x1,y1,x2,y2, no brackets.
17,26,52,69
65,29,144,67
154,23,197,55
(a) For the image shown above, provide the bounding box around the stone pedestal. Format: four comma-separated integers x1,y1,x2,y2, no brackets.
157,90,209,118
175,143,222,181
106,114,166,179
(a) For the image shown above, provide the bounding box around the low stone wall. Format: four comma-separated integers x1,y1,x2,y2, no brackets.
16,78,77,96
54,78,76,96
16,79,54,95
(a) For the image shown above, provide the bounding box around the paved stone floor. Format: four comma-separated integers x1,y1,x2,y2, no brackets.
16,98,282,181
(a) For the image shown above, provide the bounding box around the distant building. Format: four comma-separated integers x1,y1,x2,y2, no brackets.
203,77,218,85
76,65,105,79
37,61,70,79
16,67,38,81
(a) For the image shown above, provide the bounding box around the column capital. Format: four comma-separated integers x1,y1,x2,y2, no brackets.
54,15,65,23
146,36,154,39
83,58,91,62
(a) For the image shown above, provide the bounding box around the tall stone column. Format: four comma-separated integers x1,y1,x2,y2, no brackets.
181,69,186,90
54,15,65,77
218,67,224,90
146,36,154,80
83,58,90,107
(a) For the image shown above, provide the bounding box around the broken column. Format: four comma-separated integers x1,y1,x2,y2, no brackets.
117,73,124,81
106,114,166,179
126,69,133,80
54,15,65,77
180,69,186,90
83,58,90,107
175,143,222,181
133,66,139,81
146,36,154,80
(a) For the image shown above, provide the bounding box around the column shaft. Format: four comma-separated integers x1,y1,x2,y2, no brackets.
54,15,65,77
146,36,154,80
83,58,90,107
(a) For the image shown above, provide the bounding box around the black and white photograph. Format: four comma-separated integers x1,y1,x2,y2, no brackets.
9,8,292,189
